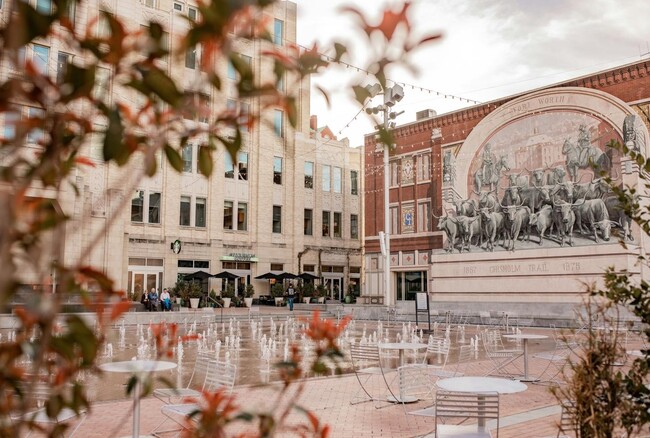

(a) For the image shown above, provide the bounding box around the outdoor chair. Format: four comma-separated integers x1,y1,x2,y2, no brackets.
533,344,573,386
349,343,398,408
423,337,451,369
434,390,500,438
155,360,237,437
557,400,579,438
153,353,214,405
480,311,495,327
481,329,523,378
10,381,86,437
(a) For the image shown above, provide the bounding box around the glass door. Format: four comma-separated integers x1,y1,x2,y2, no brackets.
131,272,160,299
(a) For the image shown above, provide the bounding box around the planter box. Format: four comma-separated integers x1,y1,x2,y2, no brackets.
189,298,200,309
222,297,231,308
303,297,311,304
274,297,285,306
244,297,253,308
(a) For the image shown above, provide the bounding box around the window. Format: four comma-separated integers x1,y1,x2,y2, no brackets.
173,2,183,11
36,0,51,14
270,263,283,271
333,167,342,193
322,165,330,192
131,190,144,222
143,0,156,7
272,205,282,233
227,54,251,80
276,74,285,92
351,214,359,239
93,67,110,99
304,209,312,235
274,109,283,137
350,170,358,195
273,19,283,45
26,107,44,143
149,192,160,224
417,154,431,181
180,196,191,226
304,161,314,188
64,0,76,22
195,197,206,228
396,271,427,301
417,202,431,232
3,111,19,140
322,211,330,237
390,206,398,234
333,212,341,238
237,152,248,180
185,46,197,69
273,156,282,185
32,44,49,74
239,101,250,132
224,153,234,178
56,52,72,84
188,6,197,21
182,145,192,172
223,201,233,230
184,92,210,122
237,203,247,231
390,161,399,186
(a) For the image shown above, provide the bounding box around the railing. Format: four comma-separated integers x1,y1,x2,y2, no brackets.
207,295,224,323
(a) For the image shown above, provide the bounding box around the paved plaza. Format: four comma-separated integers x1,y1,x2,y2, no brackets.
50,307,647,437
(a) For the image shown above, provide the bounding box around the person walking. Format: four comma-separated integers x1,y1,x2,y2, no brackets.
287,283,295,311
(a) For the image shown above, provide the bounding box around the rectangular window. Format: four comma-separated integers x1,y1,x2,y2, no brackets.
223,201,233,230
173,2,183,11
227,60,236,80
26,107,44,143
417,202,431,232
148,192,160,224
350,170,358,195
56,52,71,84
226,99,237,111
390,161,399,186
304,161,314,189
131,190,144,222
36,0,51,14
197,93,210,123
195,197,206,228
180,196,191,226
224,153,234,178
188,6,197,20
304,209,312,235
93,67,110,99
237,202,247,231
32,44,49,74
272,205,282,233
322,211,330,237
237,151,248,180
185,46,197,69
333,166,342,193
270,263,283,271
273,19,283,45
3,111,19,140
273,156,282,185
64,0,76,22
240,101,250,132
417,154,431,181
143,0,156,7
333,212,341,238
274,109,283,137
351,214,359,239
322,165,330,192
390,206,398,235
182,145,192,172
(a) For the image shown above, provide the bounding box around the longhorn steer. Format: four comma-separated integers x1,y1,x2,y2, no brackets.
454,198,478,217
480,208,504,252
604,196,634,242
501,186,522,206
436,215,460,253
500,204,531,251
529,205,554,245
550,181,574,203
507,173,529,187
575,198,611,243
477,190,500,212
456,215,482,252
552,199,582,247
519,186,551,213
547,167,567,185
530,169,546,188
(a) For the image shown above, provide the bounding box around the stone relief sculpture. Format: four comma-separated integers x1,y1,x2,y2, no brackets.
442,150,455,184
623,114,646,152
437,119,631,254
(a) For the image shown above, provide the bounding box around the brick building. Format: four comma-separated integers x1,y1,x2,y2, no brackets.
363,60,650,316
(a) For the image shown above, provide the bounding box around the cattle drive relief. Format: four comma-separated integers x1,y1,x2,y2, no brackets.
435,110,632,254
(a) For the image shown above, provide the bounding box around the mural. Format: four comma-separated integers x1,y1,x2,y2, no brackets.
436,110,632,253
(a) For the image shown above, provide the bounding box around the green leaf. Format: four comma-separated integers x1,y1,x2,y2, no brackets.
61,64,96,103
102,108,128,165
197,144,213,177
3,2,55,50
285,96,298,128
353,85,371,105
333,42,347,62
141,67,183,107
164,144,183,172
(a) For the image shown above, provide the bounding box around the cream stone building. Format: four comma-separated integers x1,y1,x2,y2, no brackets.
0,0,361,300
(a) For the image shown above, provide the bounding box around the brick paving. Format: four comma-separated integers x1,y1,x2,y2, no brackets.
50,313,647,437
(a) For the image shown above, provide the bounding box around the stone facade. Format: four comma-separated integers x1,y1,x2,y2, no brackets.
364,60,650,316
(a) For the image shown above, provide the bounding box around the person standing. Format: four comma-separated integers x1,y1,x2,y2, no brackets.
287,283,295,311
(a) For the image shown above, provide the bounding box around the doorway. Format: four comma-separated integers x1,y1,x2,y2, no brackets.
131,272,160,300
324,277,343,301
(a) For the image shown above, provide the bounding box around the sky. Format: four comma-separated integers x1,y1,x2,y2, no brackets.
293,0,650,147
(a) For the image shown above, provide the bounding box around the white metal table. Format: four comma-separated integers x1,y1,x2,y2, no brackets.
99,360,177,438
437,376,527,430
378,342,427,403
502,333,548,381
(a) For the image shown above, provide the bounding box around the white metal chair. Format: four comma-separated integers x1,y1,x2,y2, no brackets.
435,390,500,438
557,400,580,438
153,353,214,404
423,337,451,369
155,360,237,437
481,329,523,377
349,343,398,408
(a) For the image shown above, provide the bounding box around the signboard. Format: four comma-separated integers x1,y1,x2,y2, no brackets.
415,292,432,332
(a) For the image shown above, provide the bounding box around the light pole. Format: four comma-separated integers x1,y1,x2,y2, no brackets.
365,84,404,306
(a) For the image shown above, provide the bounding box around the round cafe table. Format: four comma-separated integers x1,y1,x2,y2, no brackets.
502,333,548,381
99,360,177,438
378,342,427,403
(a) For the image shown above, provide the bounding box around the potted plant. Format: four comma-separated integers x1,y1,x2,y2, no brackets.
315,284,327,304
172,280,189,307
302,282,314,304
222,284,235,308
209,289,218,307
271,283,285,307
345,284,356,304
244,284,255,308
188,281,203,309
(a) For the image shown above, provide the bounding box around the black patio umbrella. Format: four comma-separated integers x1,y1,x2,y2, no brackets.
255,272,279,280
183,270,212,281
212,271,240,280
276,272,298,280
297,272,319,281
